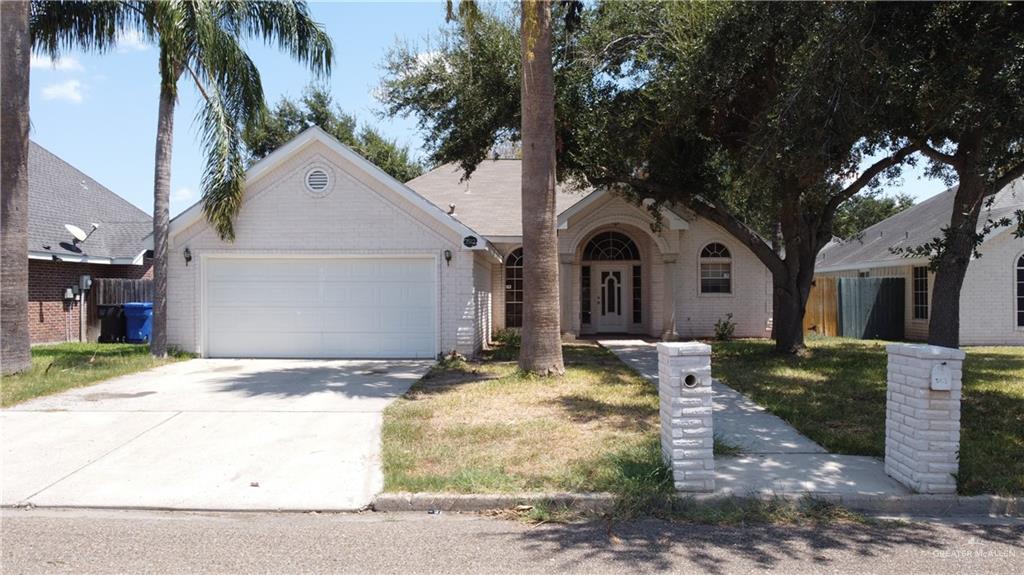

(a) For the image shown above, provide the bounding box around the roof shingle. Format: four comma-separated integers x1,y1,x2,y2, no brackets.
28,141,151,261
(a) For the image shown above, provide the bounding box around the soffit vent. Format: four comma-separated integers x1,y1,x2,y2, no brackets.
305,168,330,193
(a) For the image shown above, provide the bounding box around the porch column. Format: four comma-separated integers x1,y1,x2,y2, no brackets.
661,254,678,340
559,253,575,337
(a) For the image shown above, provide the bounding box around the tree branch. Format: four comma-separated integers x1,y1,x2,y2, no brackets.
991,160,1024,194
826,142,920,213
915,140,957,166
589,171,786,276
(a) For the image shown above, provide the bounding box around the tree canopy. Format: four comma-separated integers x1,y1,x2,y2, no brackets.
244,85,423,182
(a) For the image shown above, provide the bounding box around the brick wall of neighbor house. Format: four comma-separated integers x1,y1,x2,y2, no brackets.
816,231,1024,345
165,139,482,357
674,218,773,339
28,259,152,344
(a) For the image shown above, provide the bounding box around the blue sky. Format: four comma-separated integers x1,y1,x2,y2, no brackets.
28,1,948,218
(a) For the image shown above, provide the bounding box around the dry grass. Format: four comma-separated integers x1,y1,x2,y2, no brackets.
381,342,670,499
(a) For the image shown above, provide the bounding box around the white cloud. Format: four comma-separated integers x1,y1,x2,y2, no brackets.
171,187,196,202
41,80,84,103
117,30,151,53
30,54,84,72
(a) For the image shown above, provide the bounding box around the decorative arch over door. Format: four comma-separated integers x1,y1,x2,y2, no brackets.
582,231,641,261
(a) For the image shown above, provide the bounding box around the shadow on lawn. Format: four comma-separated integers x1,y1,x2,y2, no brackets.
549,393,655,431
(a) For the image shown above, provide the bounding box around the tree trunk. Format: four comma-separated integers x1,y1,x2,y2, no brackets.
772,271,812,354
1,1,32,375
926,171,985,349
518,0,563,375
151,59,179,358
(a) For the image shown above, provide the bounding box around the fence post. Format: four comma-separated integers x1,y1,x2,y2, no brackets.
885,343,964,494
658,342,715,492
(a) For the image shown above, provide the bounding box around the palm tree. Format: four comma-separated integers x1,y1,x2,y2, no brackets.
134,1,332,357
1,1,32,375
518,0,563,375
2,1,130,375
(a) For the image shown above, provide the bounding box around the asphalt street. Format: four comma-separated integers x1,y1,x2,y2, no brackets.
1,509,1021,574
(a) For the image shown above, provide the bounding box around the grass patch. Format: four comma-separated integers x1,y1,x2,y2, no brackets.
2,343,191,407
714,435,744,457
382,342,671,507
712,338,1024,495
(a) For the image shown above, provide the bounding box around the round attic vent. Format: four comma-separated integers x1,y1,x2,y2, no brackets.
305,168,331,194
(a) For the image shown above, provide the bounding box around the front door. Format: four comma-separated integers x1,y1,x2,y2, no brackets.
594,264,629,332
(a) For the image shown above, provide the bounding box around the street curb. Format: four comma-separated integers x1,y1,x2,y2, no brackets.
371,493,617,514
373,492,1023,518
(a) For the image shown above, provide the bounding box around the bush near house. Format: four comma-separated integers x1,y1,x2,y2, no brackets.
712,338,1024,495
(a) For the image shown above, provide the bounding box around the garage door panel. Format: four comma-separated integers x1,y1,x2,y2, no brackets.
211,333,325,359
205,257,436,359
209,283,321,307
208,260,320,282
208,308,323,333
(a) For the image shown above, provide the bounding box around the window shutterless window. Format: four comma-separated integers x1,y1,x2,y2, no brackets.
1016,255,1024,328
700,243,732,294
505,249,523,328
912,266,929,320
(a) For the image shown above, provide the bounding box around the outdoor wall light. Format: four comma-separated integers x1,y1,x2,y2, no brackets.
183,247,192,266
444,249,452,266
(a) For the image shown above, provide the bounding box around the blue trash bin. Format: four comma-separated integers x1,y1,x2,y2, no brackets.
123,302,154,343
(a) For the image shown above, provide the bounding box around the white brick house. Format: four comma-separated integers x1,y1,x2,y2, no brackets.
161,127,772,359
815,178,1024,346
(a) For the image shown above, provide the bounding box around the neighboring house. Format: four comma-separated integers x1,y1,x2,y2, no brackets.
27,141,153,344
160,127,772,359
815,178,1024,346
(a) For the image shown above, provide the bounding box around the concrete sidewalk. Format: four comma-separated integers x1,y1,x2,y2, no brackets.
601,340,909,496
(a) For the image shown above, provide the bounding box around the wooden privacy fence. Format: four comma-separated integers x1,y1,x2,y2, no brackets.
91,278,154,305
804,276,838,337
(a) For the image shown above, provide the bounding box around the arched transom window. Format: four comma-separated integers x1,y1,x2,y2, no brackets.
505,248,523,328
700,242,732,294
1017,255,1024,328
583,231,640,261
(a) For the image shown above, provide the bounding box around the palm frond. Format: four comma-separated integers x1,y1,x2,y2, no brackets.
196,77,246,241
30,0,146,58
233,0,334,77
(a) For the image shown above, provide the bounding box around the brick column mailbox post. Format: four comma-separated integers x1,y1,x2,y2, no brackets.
657,342,715,492
885,343,964,494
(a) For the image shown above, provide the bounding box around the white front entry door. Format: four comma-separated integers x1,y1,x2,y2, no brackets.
593,264,630,333
204,257,437,359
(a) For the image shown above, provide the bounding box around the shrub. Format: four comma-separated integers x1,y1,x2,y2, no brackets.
714,313,736,341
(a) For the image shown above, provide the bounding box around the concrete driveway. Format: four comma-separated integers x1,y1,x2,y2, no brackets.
1,358,431,511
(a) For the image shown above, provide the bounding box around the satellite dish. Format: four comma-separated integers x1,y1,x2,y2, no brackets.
65,224,88,242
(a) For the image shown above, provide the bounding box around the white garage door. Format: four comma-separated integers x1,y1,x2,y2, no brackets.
205,257,437,359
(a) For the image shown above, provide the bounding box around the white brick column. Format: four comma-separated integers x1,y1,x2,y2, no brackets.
658,342,715,492
885,343,964,494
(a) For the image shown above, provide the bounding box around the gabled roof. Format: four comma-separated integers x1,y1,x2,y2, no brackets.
162,127,489,250
28,141,151,264
816,177,1024,272
405,160,591,238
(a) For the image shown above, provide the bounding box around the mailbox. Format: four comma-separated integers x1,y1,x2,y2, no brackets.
930,363,952,391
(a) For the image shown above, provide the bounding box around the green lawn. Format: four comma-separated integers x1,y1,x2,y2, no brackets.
712,338,1024,495
2,343,191,407
382,343,671,508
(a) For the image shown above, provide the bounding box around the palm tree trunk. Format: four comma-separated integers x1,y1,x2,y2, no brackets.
151,56,179,358
1,0,32,375
518,0,564,375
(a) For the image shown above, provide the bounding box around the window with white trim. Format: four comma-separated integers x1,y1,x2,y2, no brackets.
505,248,523,328
700,243,732,294
1016,255,1024,328
912,266,929,320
